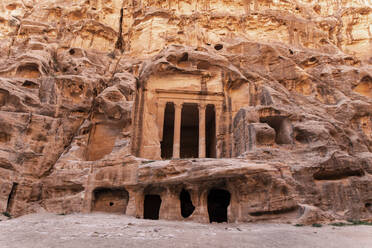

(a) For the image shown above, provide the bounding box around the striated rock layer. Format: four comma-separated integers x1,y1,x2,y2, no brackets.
0,0,371,224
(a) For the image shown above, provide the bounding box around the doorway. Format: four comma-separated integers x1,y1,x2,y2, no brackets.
206,104,216,158
161,102,175,159
207,189,231,223
180,103,199,158
180,189,195,218
144,194,162,220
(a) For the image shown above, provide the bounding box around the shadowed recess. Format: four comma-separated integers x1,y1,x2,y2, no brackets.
180,189,195,218
161,102,175,159
208,189,230,223
144,194,162,220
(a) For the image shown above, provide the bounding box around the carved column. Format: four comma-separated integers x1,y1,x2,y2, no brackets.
198,103,206,158
172,102,182,159
157,101,166,140
215,104,223,158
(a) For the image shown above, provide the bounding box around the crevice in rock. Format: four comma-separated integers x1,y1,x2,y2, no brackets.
41,102,95,179
313,169,364,180
249,206,298,216
115,8,125,52
6,182,18,213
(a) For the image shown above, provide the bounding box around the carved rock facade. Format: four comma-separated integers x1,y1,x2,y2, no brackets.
0,0,371,223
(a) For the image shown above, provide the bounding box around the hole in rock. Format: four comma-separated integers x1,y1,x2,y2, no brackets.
16,63,40,78
260,116,292,144
361,75,372,83
92,188,129,213
180,103,199,158
81,128,90,135
180,189,195,218
179,52,188,62
294,129,314,144
309,57,317,63
69,49,75,55
0,132,10,143
206,104,216,158
214,44,223,50
365,203,371,208
22,80,38,89
289,49,294,55
144,194,162,220
161,102,175,159
208,189,230,223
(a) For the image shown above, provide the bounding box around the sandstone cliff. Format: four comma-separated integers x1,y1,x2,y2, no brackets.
0,0,371,224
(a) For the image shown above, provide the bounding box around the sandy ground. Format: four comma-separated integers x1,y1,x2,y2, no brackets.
0,213,371,248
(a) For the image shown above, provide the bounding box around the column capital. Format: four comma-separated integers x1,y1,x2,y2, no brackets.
198,103,207,110
174,102,183,109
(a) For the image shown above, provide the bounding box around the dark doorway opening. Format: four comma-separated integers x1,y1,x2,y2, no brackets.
6,182,18,214
144,194,162,220
92,188,129,213
206,104,216,158
207,189,230,223
180,189,195,218
161,102,175,159
180,103,199,158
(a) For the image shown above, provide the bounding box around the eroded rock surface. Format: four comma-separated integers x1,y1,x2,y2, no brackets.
0,0,371,224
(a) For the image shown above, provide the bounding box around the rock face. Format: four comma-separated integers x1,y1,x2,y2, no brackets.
0,0,371,224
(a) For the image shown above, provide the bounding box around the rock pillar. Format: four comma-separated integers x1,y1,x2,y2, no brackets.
172,102,182,159
215,104,223,158
157,101,166,140
198,103,206,158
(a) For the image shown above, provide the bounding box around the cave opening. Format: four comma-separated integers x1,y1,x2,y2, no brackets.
180,103,199,158
207,188,231,223
161,102,175,159
214,44,223,50
260,116,292,144
144,194,162,220
92,188,129,213
180,189,195,218
206,104,216,158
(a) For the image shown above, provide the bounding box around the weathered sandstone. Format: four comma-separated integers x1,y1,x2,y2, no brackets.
0,0,371,224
